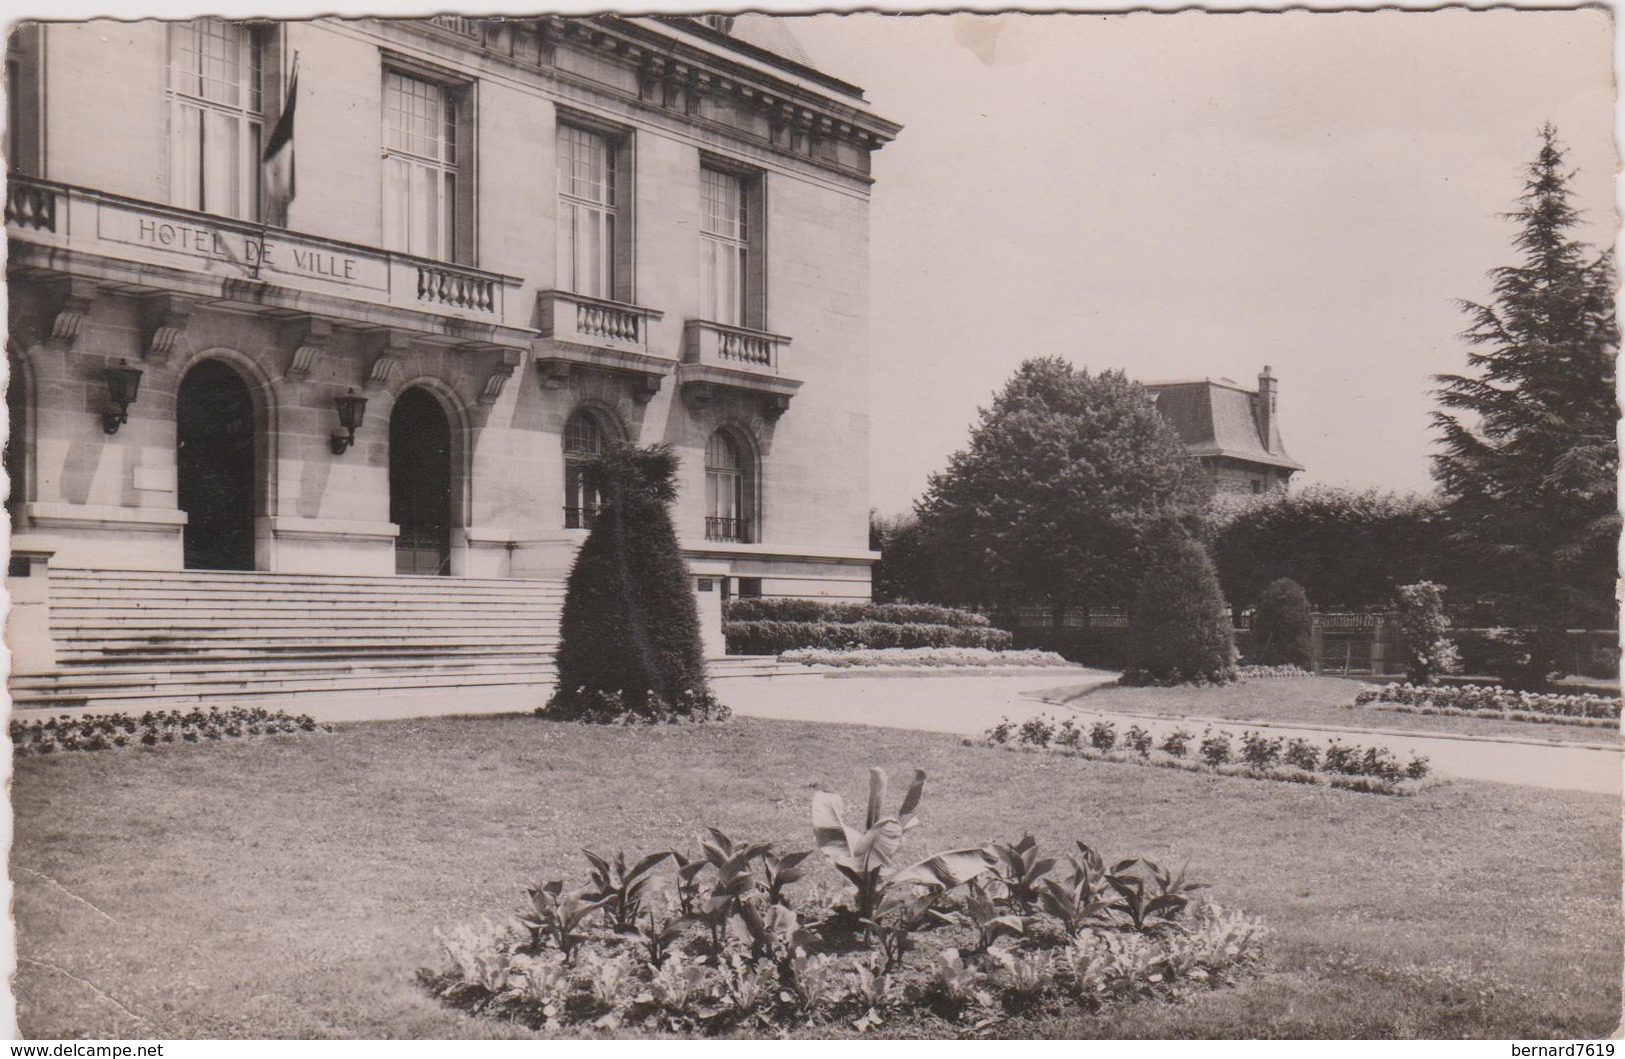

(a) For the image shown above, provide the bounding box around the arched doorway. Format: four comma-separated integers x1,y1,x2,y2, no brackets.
389,387,452,575
177,359,257,570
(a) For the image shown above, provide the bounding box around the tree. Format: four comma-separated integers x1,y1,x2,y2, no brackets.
1121,528,1237,685
1210,486,1456,611
869,510,946,605
1253,578,1314,669
1432,125,1619,689
1393,582,1460,686
542,444,725,723
914,358,1206,616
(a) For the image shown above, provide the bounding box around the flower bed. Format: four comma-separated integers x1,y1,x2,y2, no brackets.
984,715,1431,796
10,707,331,755
1354,682,1620,727
1235,664,1313,680
779,647,1071,669
423,766,1267,1035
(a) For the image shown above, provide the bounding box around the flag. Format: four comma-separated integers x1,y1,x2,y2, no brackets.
262,55,298,227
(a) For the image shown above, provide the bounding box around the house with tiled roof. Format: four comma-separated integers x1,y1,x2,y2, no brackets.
1145,367,1304,494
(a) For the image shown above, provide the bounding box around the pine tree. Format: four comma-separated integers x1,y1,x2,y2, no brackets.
1122,529,1237,686
542,444,725,723
1432,125,1619,689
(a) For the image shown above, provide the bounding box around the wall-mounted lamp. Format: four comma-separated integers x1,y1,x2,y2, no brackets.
102,360,144,435
330,389,368,455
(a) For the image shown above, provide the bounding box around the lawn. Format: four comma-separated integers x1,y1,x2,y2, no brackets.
12,713,1621,1039
1051,676,1621,747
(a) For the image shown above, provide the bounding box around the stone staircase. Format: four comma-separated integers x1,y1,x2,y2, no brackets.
8,568,566,714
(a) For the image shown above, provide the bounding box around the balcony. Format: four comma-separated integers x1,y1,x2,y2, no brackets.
704,516,751,544
678,319,800,418
534,289,672,398
3,177,529,343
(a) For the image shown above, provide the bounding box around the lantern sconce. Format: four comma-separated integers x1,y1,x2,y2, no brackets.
330,389,368,455
101,360,144,435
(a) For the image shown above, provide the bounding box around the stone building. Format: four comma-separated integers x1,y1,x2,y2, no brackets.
4,14,898,710
1145,367,1304,494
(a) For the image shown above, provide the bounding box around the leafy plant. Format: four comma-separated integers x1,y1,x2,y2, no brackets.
1406,754,1431,780
581,950,633,1012
1105,858,1202,932
927,949,990,1009
582,849,672,931
693,828,772,956
1123,725,1154,757
1089,721,1117,751
1039,841,1112,937
754,849,814,907
786,950,841,1013
1159,728,1194,758
619,903,689,968
1238,730,1282,769
646,955,709,1012
990,949,1053,998
1282,738,1321,771
519,880,608,962
959,880,1027,953
718,954,770,1015
811,767,991,924
1016,715,1054,747
1054,719,1083,749
985,832,1056,913
1198,729,1233,767
987,717,1016,744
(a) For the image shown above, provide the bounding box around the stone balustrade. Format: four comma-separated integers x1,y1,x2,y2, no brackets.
4,177,520,328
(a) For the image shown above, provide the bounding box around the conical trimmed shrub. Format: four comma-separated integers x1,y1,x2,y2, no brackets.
541,444,726,723
1254,577,1314,669
1122,530,1237,686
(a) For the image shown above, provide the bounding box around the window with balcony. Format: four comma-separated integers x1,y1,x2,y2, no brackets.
556,122,635,302
705,429,756,543
563,408,615,529
382,67,471,262
699,166,764,329
167,19,270,221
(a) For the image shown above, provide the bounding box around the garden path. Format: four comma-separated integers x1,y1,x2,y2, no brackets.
720,670,1623,796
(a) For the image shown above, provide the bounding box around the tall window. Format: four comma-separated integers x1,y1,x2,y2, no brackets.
556,124,620,300
383,69,460,261
168,20,265,220
705,430,754,543
563,410,609,529
700,168,751,327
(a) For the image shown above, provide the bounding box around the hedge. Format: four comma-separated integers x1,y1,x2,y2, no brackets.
723,597,990,628
724,619,1011,655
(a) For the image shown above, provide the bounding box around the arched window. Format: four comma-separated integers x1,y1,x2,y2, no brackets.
705,430,754,543
563,409,609,529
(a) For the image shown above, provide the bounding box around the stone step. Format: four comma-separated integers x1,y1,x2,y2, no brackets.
14,659,557,690
13,663,556,697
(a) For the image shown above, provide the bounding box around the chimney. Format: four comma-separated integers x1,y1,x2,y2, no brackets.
1257,366,1277,453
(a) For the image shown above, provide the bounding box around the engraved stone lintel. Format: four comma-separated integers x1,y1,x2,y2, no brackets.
478,347,524,406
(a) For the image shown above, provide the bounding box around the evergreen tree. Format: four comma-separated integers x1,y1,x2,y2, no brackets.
1432,126,1619,689
916,357,1206,616
1122,529,1237,685
542,444,725,723
1253,577,1314,669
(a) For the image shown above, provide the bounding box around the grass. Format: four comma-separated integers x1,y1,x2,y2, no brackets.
1052,676,1621,746
12,713,1620,1039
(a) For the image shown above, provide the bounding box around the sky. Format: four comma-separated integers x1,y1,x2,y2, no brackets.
782,9,1618,516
